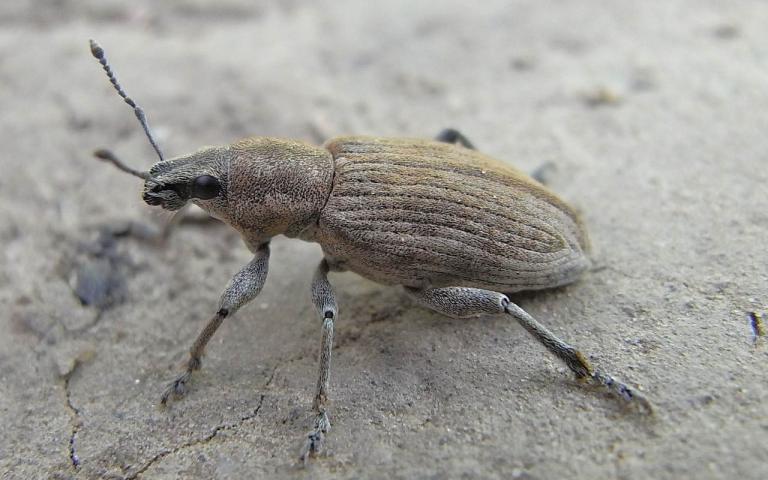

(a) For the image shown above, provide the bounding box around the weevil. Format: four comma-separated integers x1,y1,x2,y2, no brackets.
88,40,651,462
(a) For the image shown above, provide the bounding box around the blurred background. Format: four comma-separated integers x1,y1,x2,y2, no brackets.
1,1,766,479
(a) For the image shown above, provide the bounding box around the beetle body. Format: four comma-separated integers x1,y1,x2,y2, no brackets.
89,39,649,466
317,136,590,291
150,136,590,294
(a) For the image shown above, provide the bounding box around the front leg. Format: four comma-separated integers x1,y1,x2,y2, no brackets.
160,243,270,405
299,259,338,464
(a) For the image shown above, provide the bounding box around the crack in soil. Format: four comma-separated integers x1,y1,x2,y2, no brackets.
72,305,397,476
126,365,278,479
62,363,84,470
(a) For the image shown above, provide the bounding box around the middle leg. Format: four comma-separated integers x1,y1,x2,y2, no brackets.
299,259,339,464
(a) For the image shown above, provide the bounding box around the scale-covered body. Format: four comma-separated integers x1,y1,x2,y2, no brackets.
312,136,590,292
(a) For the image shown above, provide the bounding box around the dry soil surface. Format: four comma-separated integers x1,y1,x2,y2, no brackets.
1,1,767,479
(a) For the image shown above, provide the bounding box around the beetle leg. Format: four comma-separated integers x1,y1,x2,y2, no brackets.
435,128,476,149
406,286,652,413
300,259,339,464
160,243,270,405
99,203,223,248
529,161,558,185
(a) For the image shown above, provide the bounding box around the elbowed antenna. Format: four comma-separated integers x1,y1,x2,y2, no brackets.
89,39,166,162
93,148,161,184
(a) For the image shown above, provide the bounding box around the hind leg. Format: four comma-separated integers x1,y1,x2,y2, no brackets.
405,286,652,411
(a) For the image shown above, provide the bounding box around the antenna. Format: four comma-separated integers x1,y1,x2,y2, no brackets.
93,148,161,183
90,39,166,162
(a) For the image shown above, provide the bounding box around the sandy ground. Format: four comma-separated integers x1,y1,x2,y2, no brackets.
1,1,767,479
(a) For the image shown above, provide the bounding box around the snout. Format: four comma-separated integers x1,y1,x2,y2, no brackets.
142,183,188,211
143,184,163,206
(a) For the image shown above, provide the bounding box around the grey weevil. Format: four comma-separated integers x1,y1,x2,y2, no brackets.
88,40,651,462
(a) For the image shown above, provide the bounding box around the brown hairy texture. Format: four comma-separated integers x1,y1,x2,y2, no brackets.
148,136,589,292
227,137,335,245
316,136,590,292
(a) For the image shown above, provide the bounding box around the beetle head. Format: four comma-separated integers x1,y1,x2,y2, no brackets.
89,40,333,242
142,146,230,217
90,40,232,220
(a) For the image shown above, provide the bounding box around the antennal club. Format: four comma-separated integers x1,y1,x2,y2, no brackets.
90,39,166,162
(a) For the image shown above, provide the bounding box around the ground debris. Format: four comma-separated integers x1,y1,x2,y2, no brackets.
68,227,132,311
582,86,622,107
749,311,764,343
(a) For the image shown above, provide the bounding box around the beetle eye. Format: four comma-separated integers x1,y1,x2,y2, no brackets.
191,175,221,200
